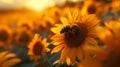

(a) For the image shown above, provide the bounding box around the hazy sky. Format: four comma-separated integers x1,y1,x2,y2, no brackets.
0,0,56,10
0,0,81,10
0,0,26,9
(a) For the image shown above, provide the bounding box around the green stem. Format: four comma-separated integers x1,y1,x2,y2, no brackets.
43,55,52,67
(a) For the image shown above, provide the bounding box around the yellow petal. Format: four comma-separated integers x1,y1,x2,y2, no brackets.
73,9,79,20
51,45,63,54
42,38,47,44
60,47,69,63
67,10,72,20
66,56,71,65
51,34,63,40
60,17,68,25
85,15,99,27
51,27,61,34
52,42,62,46
42,38,49,47
67,48,76,65
55,24,63,28
44,48,50,52
80,6,88,16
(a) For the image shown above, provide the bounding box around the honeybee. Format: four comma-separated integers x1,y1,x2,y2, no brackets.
60,25,71,34
60,24,79,34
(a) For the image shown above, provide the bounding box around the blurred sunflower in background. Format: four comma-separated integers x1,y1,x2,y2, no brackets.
96,21,120,67
17,19,34,31
14,28,32,45
51,10,108,65
97,21,120,52
32,11,56,35
39,15,55,32
0,25,13,49
93,0,120,12
83,0,103,15
0,51,21,67
28,34,50,62
48,6,62,20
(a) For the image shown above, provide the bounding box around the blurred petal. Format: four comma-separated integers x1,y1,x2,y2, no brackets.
51,45,63,54
3,58,21,67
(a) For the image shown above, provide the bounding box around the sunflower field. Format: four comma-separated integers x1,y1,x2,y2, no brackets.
0,0,120,67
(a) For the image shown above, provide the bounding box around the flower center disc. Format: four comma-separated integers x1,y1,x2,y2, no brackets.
0,30,9,42
33,41,43,55
19,32,30,43
87,5,96,14
63,24,88,48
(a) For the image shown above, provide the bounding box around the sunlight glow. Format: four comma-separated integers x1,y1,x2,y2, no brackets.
0,0,14,4
24,0,55,11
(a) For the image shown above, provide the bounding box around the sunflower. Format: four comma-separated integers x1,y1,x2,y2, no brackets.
0,25,12,48
17,19,34,31
97,21,120,51
14,28,32,45
34,14,56,35
48,6,62,19
51,10,108,65
83,0,104,15
93,0,120,12
28,34,50,61
0,51,21,67
40,15,55,29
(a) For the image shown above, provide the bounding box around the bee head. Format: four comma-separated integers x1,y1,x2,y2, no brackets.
60,25,71,34
60,24,79,34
